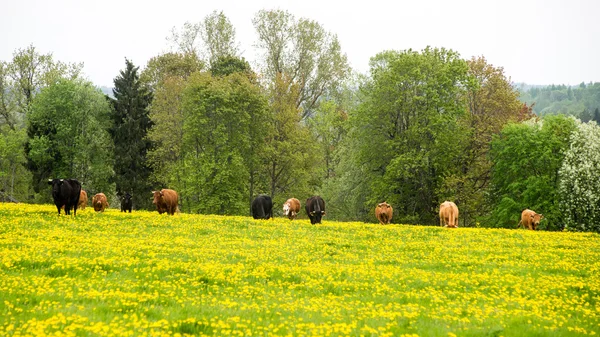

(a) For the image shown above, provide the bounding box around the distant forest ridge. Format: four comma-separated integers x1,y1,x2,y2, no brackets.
515,82,600,121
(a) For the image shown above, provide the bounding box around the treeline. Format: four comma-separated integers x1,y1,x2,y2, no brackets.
519,82,600,121
1,10,600,232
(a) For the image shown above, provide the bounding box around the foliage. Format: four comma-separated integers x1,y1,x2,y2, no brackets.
110,59,153,209
338,47,471,224
26,78,114,199
488,115,576,230
1,203,600,336
140,52,204,92
252,9,350,118
180,72,270,214
0,126,31,201
167,11,239,64
263,73,321,209
559,120,600,232
454,57,534,226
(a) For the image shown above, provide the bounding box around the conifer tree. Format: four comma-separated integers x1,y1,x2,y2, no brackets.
110,59,153,209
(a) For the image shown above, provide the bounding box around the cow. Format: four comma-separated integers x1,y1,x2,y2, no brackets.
283,198,301,220
48,179,81,216
518,209,544,230
305,196,326,225
439,201,459,228
78,190,88,210
152,189,179,215
61,189,88,211
121,192,132,213
251,194,273,220
375,201,393,225
92,193,109,212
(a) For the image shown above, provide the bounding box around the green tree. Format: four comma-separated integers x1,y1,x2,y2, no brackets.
338,47,471,224
252,9,350,118
26,79,114,199
110,59,153,209
488,115,576,230
143,52,204,210
180,72,270,214
263,73,320,208
454,56,533,226
167,11,239,63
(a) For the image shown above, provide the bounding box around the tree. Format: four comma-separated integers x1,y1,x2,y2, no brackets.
210,55,255,81
143,52,204,210
8,44,82,116
453,57,533,226
167,11,239,63
336,47,471,224
263,73,321,206
559,120,600,232
180,72,270,214
488,115,576,230
140,52,203,92
252,9,350,118
110,59,153,209
26,79,113,199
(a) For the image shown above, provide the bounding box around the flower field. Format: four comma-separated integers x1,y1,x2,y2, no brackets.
0,203,599,336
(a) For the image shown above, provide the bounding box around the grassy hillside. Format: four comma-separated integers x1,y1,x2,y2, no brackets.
0,203,599,336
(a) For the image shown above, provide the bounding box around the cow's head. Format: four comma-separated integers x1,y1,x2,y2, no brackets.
152,190,163,205
283,202,290,216
531,213,544,230
122,192,132,202
378,202,390,210
48,179,63,194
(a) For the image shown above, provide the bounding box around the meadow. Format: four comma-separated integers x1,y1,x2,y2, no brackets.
0,203,599,336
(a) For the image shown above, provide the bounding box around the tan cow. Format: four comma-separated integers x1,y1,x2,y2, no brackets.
78,190,88,210
375,202,393,225
283,198,301,220
439,201,459,228
92,193,109,212
152,189,179,215
518,209,544,230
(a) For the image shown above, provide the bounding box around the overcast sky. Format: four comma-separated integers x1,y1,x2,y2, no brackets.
1,0,598,87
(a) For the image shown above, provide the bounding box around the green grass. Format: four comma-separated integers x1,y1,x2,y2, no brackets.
0,203,599,336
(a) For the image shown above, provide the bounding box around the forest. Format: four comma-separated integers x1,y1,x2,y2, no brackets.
1,10,600,232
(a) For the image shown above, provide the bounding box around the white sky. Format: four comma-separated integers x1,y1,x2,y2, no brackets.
1,0,598,87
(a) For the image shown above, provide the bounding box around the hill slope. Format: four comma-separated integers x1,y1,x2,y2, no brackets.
0,203,599,336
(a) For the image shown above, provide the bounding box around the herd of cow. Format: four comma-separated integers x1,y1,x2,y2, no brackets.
48,178,544,229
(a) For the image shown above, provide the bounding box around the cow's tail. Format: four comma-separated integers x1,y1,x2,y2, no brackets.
517,219,522,229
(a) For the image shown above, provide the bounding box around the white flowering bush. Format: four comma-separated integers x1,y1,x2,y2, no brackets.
559,120,600,232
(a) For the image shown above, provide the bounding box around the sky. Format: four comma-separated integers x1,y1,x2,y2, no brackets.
1,0,598,87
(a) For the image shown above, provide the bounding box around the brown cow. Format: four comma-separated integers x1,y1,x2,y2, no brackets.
283,198,301,220
439,201,459,228
518,209,544,230
152,189,179,215
78,190,88,210
92,193,108,212
375,202,393,225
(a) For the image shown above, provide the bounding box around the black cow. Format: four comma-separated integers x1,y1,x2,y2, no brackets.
251,195,273,219
48,179,81,216
305,196,326,224
121,192,132,213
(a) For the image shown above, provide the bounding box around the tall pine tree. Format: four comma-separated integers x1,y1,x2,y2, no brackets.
110,59,153,209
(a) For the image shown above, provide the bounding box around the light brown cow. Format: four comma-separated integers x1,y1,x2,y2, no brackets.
518,209,544,230
439,201,459,228
92,193,108,212
283,198,301,220
78,190,88,210
152,189,179,215
375,202,393,225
